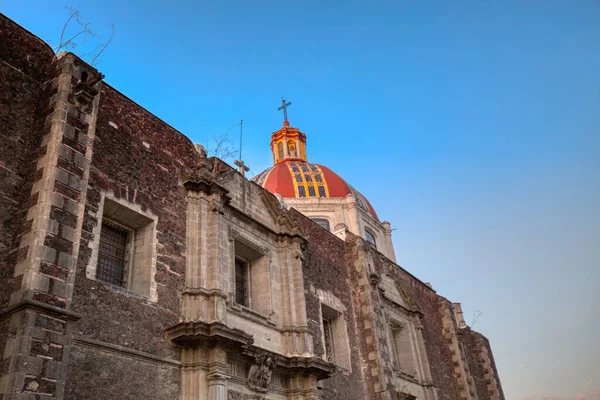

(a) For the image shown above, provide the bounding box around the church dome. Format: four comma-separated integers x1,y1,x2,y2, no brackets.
250,102,378,219
252,161,379,220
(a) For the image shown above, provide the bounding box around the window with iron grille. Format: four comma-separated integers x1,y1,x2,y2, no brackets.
320,302,351,369
96,222,130,286
232,238,272,315
365,228,377,248
235,258,249,306
322,317,336,363
89,196,157,301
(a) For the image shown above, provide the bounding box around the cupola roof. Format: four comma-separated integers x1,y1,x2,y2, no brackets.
251,104,378,219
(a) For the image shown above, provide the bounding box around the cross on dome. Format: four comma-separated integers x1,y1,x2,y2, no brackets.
277,97,292,127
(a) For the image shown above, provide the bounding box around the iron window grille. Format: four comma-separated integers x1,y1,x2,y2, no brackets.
96,222,130,287
235,258,249,307
323,318,336,363
365,229,377,248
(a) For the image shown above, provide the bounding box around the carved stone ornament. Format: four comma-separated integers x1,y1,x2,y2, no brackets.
369,272,382,287
247,353,275,393
228,389,267,400
73,72,104,105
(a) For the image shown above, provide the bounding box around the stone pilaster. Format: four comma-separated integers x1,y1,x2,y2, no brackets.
440,301,476,400
279,237,313,358
412,319,438,400
479,341,501,400
206,346,229,400
181,154,230,325
0,53,102,399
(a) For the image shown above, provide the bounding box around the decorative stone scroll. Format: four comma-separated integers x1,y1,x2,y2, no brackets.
246,353,275,393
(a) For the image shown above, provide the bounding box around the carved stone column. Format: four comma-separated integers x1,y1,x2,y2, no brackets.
207,346,229,400
182,153,231,325
303,374,320,400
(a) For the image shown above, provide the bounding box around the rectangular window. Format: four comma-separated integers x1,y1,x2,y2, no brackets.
322,317,335,363
97,222,130,286
390,324,416,375
320,303,351,370
232,238,271,316
235,258,249,307
365,229,377,248
311,218,331,231
90,196,158,301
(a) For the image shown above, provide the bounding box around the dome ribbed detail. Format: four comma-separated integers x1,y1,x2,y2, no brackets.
252,161,378,219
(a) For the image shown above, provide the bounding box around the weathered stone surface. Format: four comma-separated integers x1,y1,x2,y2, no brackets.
0,13,55,310
64,344,180,400
292,209,367,400
0,11,504,400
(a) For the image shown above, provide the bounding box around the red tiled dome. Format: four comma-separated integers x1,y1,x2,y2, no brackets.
252,161,378,220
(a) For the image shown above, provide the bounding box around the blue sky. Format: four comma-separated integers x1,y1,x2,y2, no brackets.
3,1,599,398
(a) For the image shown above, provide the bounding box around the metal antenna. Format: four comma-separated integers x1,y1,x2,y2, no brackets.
239,119,243,161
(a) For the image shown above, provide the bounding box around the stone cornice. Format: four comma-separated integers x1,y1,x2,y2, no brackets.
243,346,333,380
0,298,82,321
165,320,254,348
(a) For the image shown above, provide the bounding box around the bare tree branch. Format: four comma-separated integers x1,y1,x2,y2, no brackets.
54,6,114,67
200,122,239,177
90,24,114,66
471,310,482,327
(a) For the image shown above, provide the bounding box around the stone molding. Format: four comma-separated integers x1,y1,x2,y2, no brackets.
72,336,181,367
0,298,82,322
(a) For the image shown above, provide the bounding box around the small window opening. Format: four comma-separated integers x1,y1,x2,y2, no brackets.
323,317,335,363
365,229,377,248
311,218,331,231
81,71,89,82
277,142,284,161
235,257,250,307
390,323,416,375
232,238,271,315
97,222,130,286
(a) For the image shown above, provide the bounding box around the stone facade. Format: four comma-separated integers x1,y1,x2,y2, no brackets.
0,13,504,400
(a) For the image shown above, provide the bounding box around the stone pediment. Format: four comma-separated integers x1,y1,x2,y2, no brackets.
379,275,421,314
258,189,301,238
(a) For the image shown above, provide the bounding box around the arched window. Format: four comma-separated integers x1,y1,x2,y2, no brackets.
365,229,377,248
277,142,284,161
311,218,330,232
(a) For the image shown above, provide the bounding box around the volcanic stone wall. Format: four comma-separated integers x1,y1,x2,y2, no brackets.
291,209,367,400
460,329,505,400
0,14,55,310
0,11,504,400
347,232,504,400
349,232,464,399
63,83,198,399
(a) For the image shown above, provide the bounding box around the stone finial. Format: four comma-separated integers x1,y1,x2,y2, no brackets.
183,144,214,192
194,143,207,156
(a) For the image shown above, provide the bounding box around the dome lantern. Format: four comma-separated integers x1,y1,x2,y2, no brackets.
270,125,307,164
271,97,307,164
